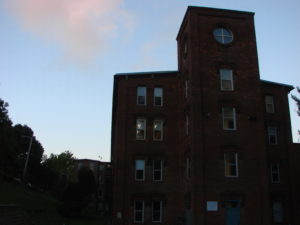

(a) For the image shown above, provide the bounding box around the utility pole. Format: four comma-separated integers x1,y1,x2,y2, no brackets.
22,135,34,184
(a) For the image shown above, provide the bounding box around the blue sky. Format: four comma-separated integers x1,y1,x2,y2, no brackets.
1,0,299,161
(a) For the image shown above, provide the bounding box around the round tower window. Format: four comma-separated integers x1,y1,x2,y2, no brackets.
213,28,233,44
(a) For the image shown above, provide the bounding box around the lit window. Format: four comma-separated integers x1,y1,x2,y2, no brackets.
271,164,280,183
265,95,275,113
272,201,283,223
268,126,277,145
213,28,233,44
222,107,236,130
134,200,144,223
136,119,146,140
135,160,145,181
224,152,238,177
152,200,162,223
220,69,233,91
153,160,163,181
153,120,163,141
137,86,146,105
154,88,163,106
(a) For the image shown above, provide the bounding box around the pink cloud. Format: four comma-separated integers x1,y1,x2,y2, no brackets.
5,0,134,65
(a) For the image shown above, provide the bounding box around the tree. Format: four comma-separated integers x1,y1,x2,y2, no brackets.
292,87,300,116
59,166,96,218
0,99,16,176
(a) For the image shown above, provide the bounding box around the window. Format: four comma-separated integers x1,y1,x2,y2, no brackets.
152,200,162,223
213,28,233,44
265,95,275,113
272,201,283,223
222,107,236,130
153,160,163,181
134,200,144,223
220,69,234,91
153,120,163,141
268,126,277,145
135,160,145,181
271,164,280,183
224,152,238,177
137,86,146,105
136,119,146,140
154,88,163,106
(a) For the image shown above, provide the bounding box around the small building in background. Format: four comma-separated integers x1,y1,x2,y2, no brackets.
74,159,111,214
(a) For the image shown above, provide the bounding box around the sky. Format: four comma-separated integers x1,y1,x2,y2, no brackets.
1,0,299,162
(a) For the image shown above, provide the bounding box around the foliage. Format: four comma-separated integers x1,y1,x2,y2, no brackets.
0,181,107,225
59,166,96,218
291,86,300,116
0,98,44,184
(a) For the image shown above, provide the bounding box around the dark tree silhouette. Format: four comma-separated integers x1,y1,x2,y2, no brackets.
59,166,96,218
292,87,300,116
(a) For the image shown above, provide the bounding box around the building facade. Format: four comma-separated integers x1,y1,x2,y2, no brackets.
111,6,300,225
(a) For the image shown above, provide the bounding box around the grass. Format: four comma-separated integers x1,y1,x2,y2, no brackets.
0,181,108,225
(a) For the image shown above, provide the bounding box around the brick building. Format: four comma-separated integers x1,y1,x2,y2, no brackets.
111,6,300,225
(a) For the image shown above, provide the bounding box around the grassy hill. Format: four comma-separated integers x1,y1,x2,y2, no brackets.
0,181,108,225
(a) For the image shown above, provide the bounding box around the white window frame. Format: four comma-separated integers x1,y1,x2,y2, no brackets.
136,119,146,140
152,200,162,223
137,86,146,105
222,107,236,130
153,160,163,181
154,88,163,106
220,69,234,91
213,28,234,44
268,126,278,145
134,200,144,223
265,95,275,113
271,163,280,183
135,160,145,181
153,120,163,141
224,152,239,177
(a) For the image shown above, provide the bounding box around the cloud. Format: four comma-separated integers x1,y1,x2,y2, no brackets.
5,0,134,66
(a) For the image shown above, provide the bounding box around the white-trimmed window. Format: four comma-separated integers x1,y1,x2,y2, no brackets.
136,119,146,140
222,107,236,130
153,160,163,181
271,164,280,183
268,126,277,145
152,200,162,223
137,86,146,105
265,95,275,113
154,88,163,106
213,28,234,44
134,200,144,223
272,201,283,223
224,152,238,177
220,69,234,91
135,160,145,181
153,120,163,141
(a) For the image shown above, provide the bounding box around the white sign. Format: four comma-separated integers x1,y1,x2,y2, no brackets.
207,201,218,211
